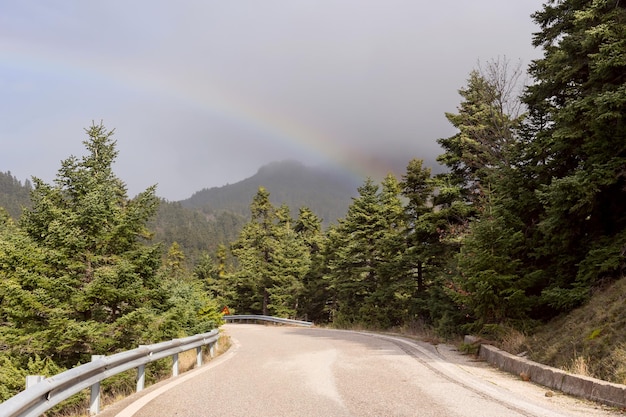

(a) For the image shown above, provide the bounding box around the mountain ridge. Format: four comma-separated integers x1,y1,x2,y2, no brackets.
180,159,361,227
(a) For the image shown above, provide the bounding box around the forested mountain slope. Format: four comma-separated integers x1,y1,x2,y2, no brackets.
1,160,358,266
0,171,31,219
149,200,246,266
181,160,360,228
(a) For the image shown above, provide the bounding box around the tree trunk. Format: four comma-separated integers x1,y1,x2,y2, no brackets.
417,260,424,293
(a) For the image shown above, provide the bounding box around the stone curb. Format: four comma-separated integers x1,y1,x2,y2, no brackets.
464,336,626,408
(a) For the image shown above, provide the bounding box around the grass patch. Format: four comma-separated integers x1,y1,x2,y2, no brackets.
520,276,626,384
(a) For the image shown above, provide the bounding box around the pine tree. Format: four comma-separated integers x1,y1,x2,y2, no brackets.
326,177,407,327
231,188,311,317
401,159,436,294
294,207,328,322
523,0,626,309
435,61,534,330
437,59,525,205
267,205,310,317
2,124,164,367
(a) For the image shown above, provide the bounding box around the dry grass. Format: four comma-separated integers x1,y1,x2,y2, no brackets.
566,355,591,377
611,346,626,385
373,319,454,346
522,276,626,383
498,327,527,354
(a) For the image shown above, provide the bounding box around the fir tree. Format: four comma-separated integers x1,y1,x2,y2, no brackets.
523,0,626,309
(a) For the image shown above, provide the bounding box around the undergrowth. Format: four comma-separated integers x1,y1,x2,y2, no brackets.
519,276,626,384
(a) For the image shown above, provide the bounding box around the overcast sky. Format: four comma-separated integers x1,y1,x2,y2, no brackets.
1,1,545,200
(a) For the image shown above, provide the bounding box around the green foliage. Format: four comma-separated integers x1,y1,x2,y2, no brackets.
294,207,329,322
519,0,626,315
230,188,312,317
149,200,246,268
325,176,410,328
452,200,530,325
0,354,64,401
0,124,223,402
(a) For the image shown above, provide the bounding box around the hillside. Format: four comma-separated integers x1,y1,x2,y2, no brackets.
0,171,32,219
181,160,361,227
1,161,361,264
149,200,246,266
519,277,626,385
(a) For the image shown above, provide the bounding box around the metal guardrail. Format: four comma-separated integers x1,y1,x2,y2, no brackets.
0,329,220,417
223,314,313,327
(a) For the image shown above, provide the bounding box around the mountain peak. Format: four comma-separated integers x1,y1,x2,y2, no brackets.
181,160,360,227
256,159,305,174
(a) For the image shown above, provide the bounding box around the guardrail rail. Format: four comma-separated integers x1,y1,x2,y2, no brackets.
0,329,220,417
223,314,313,327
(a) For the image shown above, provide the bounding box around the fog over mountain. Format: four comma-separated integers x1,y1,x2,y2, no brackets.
1,1,544,200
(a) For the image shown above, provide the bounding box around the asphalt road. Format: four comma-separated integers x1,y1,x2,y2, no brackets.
102,324,622,417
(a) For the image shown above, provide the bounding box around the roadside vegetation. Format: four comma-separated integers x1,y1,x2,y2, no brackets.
0,125,223,409
520,277,626,385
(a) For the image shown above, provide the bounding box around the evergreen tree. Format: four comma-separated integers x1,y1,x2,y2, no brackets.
401,159,437,295
451,192,529,329
326,179,382,325
435,61,533,331
294,207,329,322
231,188,311,317
9,124,165,365
326,177,406,328
369,174,409,326
437,59,525,205
194,251,233,311
268,205,310,317
231,187,275,314
0,124,221,377
523,0,626,309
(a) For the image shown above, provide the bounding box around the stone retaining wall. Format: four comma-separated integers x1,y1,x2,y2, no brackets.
465,337,626,408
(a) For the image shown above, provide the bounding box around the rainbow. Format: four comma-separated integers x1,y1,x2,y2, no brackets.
2,41,400,183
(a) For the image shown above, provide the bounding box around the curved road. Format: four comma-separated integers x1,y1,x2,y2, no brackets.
103,324,621,417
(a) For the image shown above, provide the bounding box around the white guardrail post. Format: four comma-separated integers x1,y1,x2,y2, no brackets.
196,346,203,367
24,376,44,389
172,353,179,377
90,355,105,415
137,364,146,392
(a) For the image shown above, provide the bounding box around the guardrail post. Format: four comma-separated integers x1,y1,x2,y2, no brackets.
137,364,145,392
196,346,202,367
90,355,105,416
172,353,179,377
26,375,44,388
209,342,215,358
137,345,147,392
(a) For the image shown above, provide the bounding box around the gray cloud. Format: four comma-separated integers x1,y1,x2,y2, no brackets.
1,0,544,200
